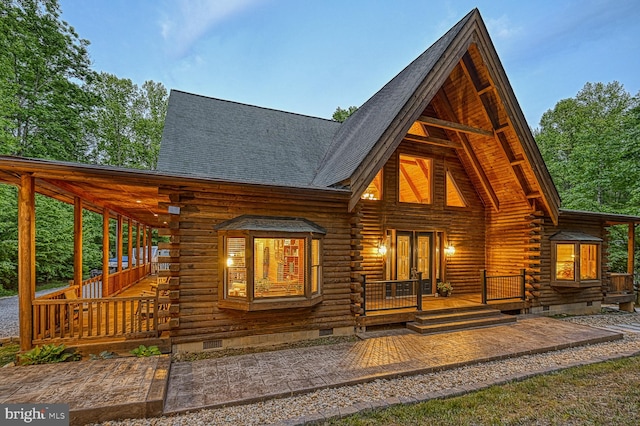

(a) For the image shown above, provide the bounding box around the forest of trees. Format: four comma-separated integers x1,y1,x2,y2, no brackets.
0,0,638,294
0,0,167,292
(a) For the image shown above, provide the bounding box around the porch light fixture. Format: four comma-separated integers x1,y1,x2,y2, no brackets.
444,244,456,257
226,257,234,267
377,243,387,256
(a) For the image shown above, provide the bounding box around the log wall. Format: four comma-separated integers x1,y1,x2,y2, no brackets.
536,212,609,308
157,183,353,345
358,141,487,295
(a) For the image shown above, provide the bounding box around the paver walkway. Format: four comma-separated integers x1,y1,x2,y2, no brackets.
0,355,170,425
164,316,620,414
0,316,624,424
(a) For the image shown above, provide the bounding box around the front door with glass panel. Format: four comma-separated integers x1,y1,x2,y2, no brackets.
391,231,433,295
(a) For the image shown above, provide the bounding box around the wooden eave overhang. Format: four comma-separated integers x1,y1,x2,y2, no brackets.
560,209,640,226
0,156,351,226
346,11,561,225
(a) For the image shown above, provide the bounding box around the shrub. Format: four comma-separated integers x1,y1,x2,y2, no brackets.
18,344,80,365
130,345,161,357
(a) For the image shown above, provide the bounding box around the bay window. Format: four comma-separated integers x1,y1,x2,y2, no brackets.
215,216,325,310
551,232,602,288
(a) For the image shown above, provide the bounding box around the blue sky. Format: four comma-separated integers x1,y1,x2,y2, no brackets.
59,0,640,128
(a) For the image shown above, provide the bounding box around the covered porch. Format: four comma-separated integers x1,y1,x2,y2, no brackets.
0,157,172,351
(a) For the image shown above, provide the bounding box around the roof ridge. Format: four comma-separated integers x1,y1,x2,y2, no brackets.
170,89,338,123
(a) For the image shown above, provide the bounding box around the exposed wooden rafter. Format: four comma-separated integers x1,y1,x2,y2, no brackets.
403,134,462,149
417,115,494,137
433,89,500,212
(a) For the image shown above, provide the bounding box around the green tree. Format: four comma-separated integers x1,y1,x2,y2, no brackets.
332,105,358,123
535,82,640,214
0,0,96,161
535,81,640,273
85,72,167,169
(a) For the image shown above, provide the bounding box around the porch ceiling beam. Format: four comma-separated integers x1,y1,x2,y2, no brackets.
403,134,462,149
0,170,21,185
43,178,153,226
417,115,494,138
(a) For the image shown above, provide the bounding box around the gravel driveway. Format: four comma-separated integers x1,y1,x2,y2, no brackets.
0,287,65,339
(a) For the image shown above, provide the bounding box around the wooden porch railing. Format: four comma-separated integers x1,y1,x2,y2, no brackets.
32,295,161,344
362,273,424,315
609,273,634,293
481,269,526,304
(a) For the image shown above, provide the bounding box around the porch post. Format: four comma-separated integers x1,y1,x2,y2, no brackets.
481,270,487,304
127,218,133,270
417,272,423,311
147,227,152,272
116,215,123,272
361,275,367,315
628,223,635,276
143,226,148,265
18,174,36,351
102,208,110,297
73,197,83,295
135,222,140,268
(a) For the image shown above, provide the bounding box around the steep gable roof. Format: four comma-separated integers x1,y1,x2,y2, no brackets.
158,91,340,188
312,9,475,189
157,9,561,223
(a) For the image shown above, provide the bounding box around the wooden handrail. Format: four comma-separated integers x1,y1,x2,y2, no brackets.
32,295,160,344
610,273,634,293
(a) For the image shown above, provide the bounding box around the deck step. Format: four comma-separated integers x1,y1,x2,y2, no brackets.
407,305,516,335
413,307,502,324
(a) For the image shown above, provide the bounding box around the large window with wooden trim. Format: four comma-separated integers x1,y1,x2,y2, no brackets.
399,154,432,204
551,232,601,288
216,216,324,310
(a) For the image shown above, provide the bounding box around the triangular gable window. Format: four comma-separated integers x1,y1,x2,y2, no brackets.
361,169,383,200
446,171,467,207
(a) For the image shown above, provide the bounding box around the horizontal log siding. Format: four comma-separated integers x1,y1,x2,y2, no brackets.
485,201,535,275
359,143,486,295
159,184,353,345
537,212,609,307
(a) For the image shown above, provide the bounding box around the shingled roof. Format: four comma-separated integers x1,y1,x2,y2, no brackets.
312,10,475,188
158,8,560,221
158,92,340,188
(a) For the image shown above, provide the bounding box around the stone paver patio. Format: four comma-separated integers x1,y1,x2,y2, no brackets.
163,316,620,414
0,316,624,424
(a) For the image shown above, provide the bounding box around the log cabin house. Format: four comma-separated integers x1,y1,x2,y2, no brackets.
1,9,637,353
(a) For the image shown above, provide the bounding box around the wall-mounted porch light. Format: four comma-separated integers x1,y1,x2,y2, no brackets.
377,242,387,256
226,256,234,267
444,244,456,257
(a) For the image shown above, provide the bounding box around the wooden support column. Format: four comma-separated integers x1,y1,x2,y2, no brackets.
629,223,636,275
147,227,152,267
127,218,133,270
135,222,140,268
143,226,148,265
102,208,110,297
117,215,123,272
18,174,36,351
73,197,83,293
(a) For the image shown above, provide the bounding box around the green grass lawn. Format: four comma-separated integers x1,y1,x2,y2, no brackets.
328,355,640,425
0,344,19,366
